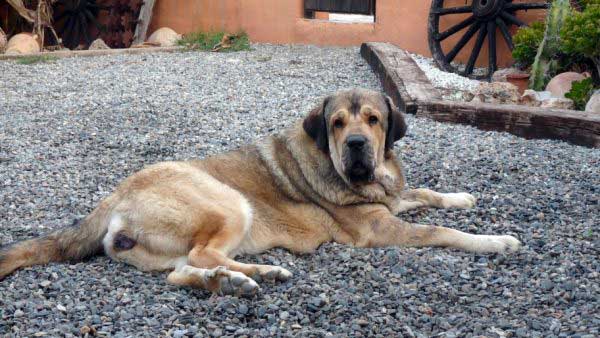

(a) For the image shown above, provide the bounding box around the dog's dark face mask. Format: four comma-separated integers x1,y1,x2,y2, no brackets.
303,89,407,186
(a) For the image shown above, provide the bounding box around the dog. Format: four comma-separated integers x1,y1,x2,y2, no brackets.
0,89,520,296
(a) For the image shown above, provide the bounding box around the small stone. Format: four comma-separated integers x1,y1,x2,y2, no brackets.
39,280,51,287
280,311,289,320
291,324,302,329
88,39,110,50
14,309,24,318
492,67,527,83
237,304,249,315
520,90,553,107
541,279,554,291
470,82,520,104
540,97,574,110
355,319,369,326
173,329,187,338
57,304,67,312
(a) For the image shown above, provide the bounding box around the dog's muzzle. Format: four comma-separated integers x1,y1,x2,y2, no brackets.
343,135,375,183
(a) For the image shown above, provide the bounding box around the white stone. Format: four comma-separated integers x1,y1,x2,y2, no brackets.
5,33,40,55
585,90,600,113
147,27,181,47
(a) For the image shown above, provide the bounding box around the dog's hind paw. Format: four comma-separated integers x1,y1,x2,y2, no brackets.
211,267,260,297
441,192,477,209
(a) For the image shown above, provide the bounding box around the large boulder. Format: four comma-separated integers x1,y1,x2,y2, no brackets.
5,33,40,55
470,82,520,104
146,27,181,47
585,90,600,113
545,72,589,98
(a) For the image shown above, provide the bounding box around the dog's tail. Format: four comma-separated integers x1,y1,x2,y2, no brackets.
0,198,115,281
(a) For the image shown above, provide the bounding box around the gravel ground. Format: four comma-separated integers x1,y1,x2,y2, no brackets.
1,45,599,337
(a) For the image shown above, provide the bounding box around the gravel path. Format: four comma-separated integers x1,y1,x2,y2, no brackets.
1,45,598,337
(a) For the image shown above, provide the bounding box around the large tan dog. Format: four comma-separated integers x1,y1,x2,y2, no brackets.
0,89,520,295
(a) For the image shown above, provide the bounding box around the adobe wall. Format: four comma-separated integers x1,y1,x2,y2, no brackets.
149,0,545,67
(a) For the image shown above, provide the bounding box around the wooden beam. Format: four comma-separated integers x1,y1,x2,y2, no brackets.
132,0,156,45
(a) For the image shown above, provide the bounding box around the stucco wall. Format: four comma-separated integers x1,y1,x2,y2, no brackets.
149,0,546,67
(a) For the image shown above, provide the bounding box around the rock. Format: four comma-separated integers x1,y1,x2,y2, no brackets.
492,67,527,82
88,39,110,50
146,27,181,47
540,97,574,110
520,90,553,107
5,33,40,55
0,28,6,53
585,90,600,113
545,72,589,98
470,82,520,104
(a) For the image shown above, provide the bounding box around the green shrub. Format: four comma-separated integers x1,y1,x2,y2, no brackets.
561,4,600,78
177,31,250,52
512,22,546,69
565,78,595,110
578,0,600,10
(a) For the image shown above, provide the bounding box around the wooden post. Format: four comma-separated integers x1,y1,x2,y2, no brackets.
132,0,156,45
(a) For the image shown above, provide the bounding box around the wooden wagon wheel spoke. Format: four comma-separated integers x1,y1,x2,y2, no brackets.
500,11,527,27
465,24,488,76
428,0,549,80
505,2,549,11
487,20,497,75
495,17,514,50
446,22,481,63
53,0,107,49
432,5,473,15
436,16,476,41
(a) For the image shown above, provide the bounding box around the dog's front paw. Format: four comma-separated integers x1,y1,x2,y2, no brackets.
477,235,522,254
441,192,477,209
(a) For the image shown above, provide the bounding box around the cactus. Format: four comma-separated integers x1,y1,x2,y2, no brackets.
529,0,572,90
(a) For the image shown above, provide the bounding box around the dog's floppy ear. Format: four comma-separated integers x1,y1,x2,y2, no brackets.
303,96,331,153
384,95,407,152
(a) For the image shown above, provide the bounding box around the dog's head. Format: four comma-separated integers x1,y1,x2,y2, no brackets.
303,89,407,186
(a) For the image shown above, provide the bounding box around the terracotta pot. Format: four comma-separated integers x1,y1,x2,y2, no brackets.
506,73,530,95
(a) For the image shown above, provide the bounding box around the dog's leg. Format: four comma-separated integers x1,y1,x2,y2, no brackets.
167,264,260,296
187,246,293,283
393,188,476,213
358,208,520,254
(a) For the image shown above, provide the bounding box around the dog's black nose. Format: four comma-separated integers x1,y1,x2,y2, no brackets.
346,135,366,150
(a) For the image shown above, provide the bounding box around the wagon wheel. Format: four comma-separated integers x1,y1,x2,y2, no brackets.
53,0,109,49
428,0,549,80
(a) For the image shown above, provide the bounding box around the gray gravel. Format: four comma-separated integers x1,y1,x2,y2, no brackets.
1,45,599,337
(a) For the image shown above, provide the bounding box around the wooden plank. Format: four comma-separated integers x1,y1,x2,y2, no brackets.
361,41,600,148
361,42,441,114
132,0,157,46
418,100,600,148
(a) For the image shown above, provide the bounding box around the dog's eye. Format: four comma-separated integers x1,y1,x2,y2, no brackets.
333,119,344,129
368,116,378,125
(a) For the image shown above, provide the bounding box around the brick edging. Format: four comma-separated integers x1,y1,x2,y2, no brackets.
361,42,600,148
